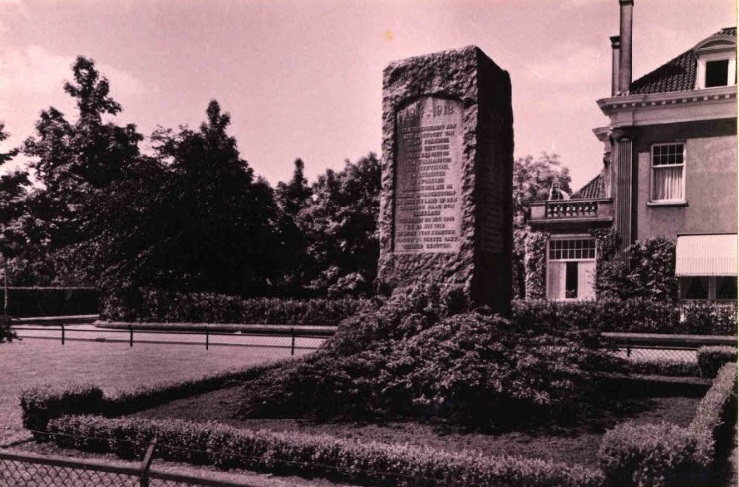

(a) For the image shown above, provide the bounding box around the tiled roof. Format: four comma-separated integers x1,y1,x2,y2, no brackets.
571,172,605,199
627,27,736,96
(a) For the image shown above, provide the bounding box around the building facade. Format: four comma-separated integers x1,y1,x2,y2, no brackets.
529,0,737,302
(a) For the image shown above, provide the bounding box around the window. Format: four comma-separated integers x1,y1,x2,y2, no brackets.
651,143,685,202
705,59,730,87
547,238,596,301
716,277,738,300
679,276,738,301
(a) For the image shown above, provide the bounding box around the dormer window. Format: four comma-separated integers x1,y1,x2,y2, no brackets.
694,33,737,89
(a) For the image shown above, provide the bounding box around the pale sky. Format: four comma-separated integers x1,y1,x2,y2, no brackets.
0,0,736,190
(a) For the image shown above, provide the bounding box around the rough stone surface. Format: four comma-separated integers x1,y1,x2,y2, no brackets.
377,46,514,314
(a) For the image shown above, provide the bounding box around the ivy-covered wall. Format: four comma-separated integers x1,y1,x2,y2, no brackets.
523,230,548,300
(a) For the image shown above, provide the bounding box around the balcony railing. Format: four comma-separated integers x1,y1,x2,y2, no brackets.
529,198,613,223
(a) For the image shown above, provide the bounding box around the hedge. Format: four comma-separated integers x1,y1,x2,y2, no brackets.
100,288,369,325
697,346,738,378
1,287,99,318
512,299,737,335
47,415,604,487
598,363,737,487
20,359,290,436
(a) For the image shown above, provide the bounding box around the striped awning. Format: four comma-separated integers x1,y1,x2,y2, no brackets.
675,234,737,276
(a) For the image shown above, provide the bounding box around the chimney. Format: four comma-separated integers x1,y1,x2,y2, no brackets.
610,35,621,95
618,0,634,93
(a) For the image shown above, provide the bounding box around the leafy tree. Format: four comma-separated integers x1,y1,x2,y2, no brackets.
145,100,282,294
0,121,29,341
22,56,143,285
275,159,313,287
297,153,380,294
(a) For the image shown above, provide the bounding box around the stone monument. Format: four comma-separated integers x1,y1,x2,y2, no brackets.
377,46,513,315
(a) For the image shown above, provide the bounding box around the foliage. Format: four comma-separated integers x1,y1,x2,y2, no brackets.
623,237,678,302
19,383,103,440
511,299,737,335
619,359,700,378
681,301,738,336
0,287,98,317
296,153,381,293
697,346,738,379
513,152,571,227
47,414,604,487
523,231,548,299
591,228,624,300
237,285,607,426
274,158,313,287
100,288,367,325
597,363,737,487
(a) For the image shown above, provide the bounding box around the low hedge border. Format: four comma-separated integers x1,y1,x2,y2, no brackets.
697,346,738,378
46,415,604,487
20,359,292,436
597,363,738,487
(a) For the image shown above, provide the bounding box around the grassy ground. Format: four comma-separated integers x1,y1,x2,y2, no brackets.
0,336,307,446
132,384,701,468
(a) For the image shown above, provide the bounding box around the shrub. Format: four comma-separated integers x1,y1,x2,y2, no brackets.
598,363,737,487
100,288,368,325
20,384,103,439
598,422,701,487
697,346,737,378
19,361,286,436
48,415,605,487
620,359,700,378
1,287,99,317
238,285,609,426
511,299,737,336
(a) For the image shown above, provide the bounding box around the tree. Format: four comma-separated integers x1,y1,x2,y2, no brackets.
0,121,29,342
275,159,313,288
297,153,381,294
22,56,144,285
145,100,282,294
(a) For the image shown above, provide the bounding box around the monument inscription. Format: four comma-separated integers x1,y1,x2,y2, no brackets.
393,96,463,253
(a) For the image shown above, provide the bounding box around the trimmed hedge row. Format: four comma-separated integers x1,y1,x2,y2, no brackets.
512,299,737,336
47,415,604,487
597,363,737,487
100,288,369,325
2,287,99,317
20,360,290,437
697,346,738,379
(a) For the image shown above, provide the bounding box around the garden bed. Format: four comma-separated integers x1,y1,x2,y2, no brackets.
131,384,701,468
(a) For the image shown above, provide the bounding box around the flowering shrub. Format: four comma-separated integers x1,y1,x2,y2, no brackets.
697,346,738,378
100,288,368,325
48,415,605,487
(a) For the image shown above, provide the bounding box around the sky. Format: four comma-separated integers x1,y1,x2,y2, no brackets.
0,0,736,190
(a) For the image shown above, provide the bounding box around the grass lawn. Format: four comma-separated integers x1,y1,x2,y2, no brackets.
0,336,308,446
131,384,701,468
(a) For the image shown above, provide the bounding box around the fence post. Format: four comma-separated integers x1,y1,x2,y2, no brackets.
139,437,157,487
291,328,295,356
205,326,209,350
61,324,65,345
129,325,134,348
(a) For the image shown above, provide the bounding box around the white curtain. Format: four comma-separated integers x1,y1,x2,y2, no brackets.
578,261,596,300
653,167,683,200
547,262,566,300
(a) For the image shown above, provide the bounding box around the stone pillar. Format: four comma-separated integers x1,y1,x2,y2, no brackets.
377,46,514,315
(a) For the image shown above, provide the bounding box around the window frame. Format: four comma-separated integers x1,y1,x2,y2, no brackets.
546,236,597,301
650,142,686,204
696,50,737,89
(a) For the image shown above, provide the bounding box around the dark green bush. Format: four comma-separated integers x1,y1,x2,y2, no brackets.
511,299,737,335
100,288,368,325
19,361,285,436
238,285,608,426
20,384,103,439
2,287,99,317
697,346,737,378
597,363,737,487
48,415,604,487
